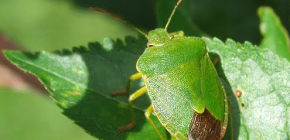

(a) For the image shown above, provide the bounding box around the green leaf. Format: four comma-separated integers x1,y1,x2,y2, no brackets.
205,37,290,139
3,36,169,140
258,7,290,61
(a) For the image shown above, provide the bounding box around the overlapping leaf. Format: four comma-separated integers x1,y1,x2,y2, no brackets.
205,37,290,139
258,7,290,61
3,36,169,140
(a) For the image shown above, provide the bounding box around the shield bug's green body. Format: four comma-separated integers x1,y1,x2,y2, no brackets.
137,29,228,139
92,0,229,139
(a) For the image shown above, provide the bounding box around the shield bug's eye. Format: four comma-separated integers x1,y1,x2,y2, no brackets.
169,31,184,38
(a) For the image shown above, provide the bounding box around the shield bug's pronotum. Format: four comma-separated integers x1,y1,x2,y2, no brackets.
91,0,229,139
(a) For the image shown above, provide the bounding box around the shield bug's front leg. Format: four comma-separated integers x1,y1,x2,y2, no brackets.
145,105,165,140
118,86,147,131
111,73,142,96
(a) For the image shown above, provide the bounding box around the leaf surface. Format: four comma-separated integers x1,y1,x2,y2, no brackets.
205,37,290,140
3,36,168,140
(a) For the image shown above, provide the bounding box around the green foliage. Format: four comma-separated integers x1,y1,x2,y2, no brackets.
4,29,290,139
205,37,290,139
3,36,169,140
258,7,290,61
156,0,289,44
0,0,137,51
2,0,290,139
0,89,95,140
69,0,156,29
0,0,288,51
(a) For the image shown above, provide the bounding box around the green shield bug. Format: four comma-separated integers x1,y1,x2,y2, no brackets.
92,0,229,139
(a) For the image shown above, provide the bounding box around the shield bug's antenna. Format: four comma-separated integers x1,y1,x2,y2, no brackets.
164,0,182,31
90,7,149,39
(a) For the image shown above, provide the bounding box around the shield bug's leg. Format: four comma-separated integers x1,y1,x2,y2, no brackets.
213,58,219,66
145,105,165,140
111,73,142,96
118,86,147,131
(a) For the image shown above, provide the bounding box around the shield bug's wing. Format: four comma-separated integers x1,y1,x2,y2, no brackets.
144,62,202,139
200,53,228,138
187,53,228,140
201,53,227,122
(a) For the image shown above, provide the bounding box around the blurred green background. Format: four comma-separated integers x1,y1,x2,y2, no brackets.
0,0,288,51
0,89,96,140
0,0,288,139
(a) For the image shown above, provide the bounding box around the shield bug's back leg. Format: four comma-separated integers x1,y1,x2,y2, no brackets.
145,105,165,140
111,73,142,96
118,86,147,131
213,58,219,66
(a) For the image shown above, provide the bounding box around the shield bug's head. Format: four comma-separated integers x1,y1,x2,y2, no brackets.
147,0,182,47
147,28,171,46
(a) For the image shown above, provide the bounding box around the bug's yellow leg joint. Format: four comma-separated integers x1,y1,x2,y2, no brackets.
129,72,143,80
145,105,165,140
111,73,142,96
118,86,147,132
